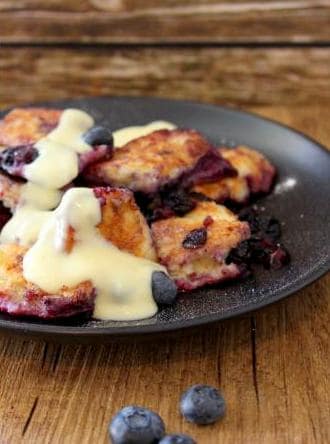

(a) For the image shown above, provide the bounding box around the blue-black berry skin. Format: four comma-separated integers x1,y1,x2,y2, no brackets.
159,434,196,444
151,271,177,305
182,228,207,249
180,385,226,425
83,126,113,147
109,405,165,444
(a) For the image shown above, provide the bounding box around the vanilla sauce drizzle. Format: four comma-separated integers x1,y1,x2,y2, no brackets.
0,110,173,320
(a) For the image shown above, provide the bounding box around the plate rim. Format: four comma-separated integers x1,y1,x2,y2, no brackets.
0,96,329,339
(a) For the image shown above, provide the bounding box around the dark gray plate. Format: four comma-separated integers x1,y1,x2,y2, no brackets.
0,97,329,343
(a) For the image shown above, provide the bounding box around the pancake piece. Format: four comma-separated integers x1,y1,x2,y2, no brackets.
94,187,156,261
0,108,113,179
151,201,250,291
0,243,95,318
84,129,218,193
0,108,61,147
193,146,276,203
0,109,63,210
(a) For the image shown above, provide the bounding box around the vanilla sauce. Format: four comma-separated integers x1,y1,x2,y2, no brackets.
0,111,174,320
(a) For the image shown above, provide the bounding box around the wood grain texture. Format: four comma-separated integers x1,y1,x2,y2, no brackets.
0,106,328,443
1,47,330,108
1,0,330,43
0,274,328,444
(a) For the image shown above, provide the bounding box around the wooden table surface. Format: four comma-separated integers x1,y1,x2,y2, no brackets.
1,1,330,443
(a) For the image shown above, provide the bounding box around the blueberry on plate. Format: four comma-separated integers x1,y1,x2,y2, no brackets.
0,144,38,176
109,405,165,444
159,434,196,444
180,385,226,425
152,271,177,305
83,125,113,147
182,228,207,249
161,188,196,216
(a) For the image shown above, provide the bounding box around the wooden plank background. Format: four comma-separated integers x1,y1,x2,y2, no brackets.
1,47,330,108
1,1,330,109
1,0,330,43
0,1,329,443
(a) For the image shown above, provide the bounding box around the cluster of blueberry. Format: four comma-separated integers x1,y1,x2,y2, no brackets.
136,187,197,224
139,149,235,224
226,207,290,271
109,384,226,444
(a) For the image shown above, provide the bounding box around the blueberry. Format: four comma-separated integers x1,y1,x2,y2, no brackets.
152,271,177,305
83,125,113,147
238,207,259,231
180,385,226,425
264,217,281,242
182,228,207,249
159,434,196,444
161,188,196,216
226,240,251,265
0,144,38,175
109,406,165,444
268,245,290,269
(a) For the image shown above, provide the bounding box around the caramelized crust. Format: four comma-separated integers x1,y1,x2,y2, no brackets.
151,201,250,290
221,146,276,193
55,187,157,260
0,108,61,148
84,129,213,193
194,146,275,203
94,187,156,261
0,244,95,318
194,176,249,203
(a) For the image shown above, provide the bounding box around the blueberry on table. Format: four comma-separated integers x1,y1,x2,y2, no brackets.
83,125,113,147
109,406,165,444
159,434,196,444
152,271,177,305
180,385,226,425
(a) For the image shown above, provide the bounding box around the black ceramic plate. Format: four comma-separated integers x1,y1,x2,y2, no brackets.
0,97,329,342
